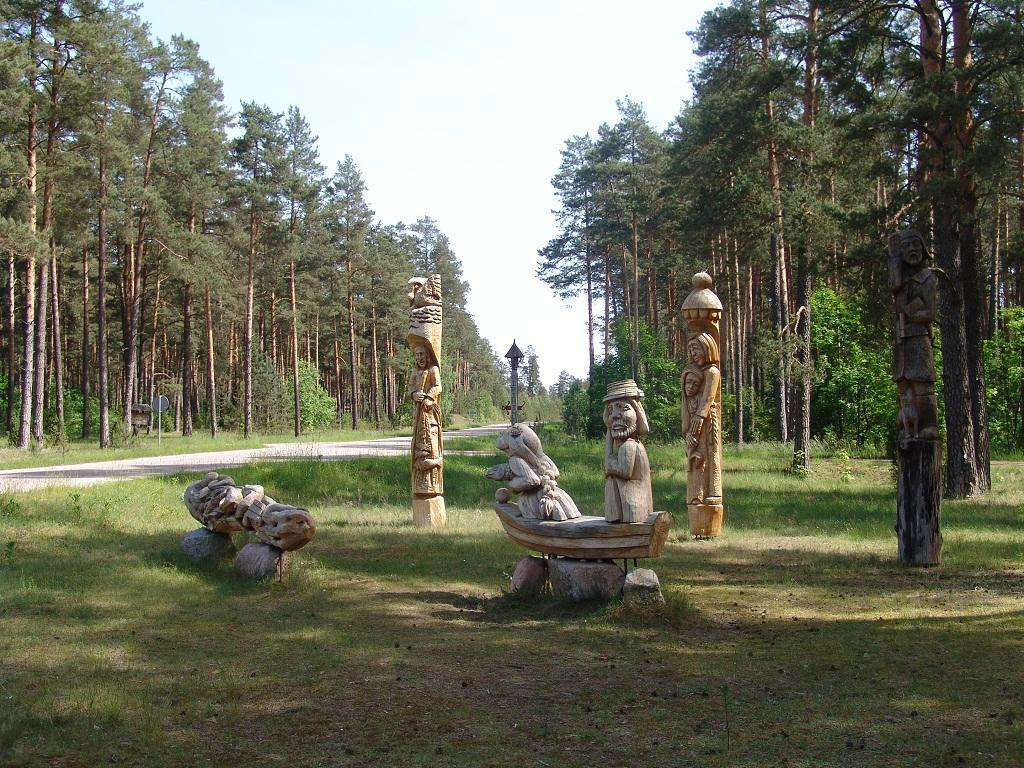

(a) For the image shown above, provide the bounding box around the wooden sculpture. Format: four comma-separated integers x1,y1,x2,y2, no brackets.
681,272,725,537
408,274,446,527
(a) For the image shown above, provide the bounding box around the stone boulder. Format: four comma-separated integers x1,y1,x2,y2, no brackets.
547,558,624,602
234,542,287,580
509,556,547,596
181,528,236,564
623,568,665,605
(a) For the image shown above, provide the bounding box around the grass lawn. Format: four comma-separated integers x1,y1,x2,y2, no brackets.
1,437,1022,767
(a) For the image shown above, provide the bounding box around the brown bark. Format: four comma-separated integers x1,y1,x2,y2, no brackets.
346,263,358,430
953,0,990,491
989,203,1001,339
205,285,217,438
792,0,818,469
370,299,381,429
792,245,812,470
333,316,343,422
6,251,16,433
49,252,63,438
17,10,39,449
17,256,34,449
97,155,110,448
32,247,48,445
181,282,193,437
244,201,256,437
81,247,90,438
920,0,980,498
290,256,301,436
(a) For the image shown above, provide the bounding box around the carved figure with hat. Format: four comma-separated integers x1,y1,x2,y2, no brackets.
602,379,654,523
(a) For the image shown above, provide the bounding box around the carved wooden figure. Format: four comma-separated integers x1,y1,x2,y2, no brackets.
681,272,725,537
408,274,446,527
602,379,654,524
485,424,582,521
889,229,941,565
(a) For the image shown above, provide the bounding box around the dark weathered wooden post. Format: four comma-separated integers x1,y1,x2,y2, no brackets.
504,340,524,426
890,230,942,565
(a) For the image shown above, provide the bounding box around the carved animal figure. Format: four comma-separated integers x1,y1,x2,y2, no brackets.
184,473,316,552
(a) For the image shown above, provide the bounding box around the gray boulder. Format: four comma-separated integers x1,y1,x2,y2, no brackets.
623,568,665,605
181,528,236,564
234,542,287,580
548,558,624,602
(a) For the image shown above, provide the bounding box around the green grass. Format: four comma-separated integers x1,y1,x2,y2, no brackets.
1,441,1022,766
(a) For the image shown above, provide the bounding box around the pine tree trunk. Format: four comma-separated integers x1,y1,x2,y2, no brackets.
733,245,745,444
935,208,979,498
333,316,342,423
920,0,980,498
80,247,90,438
270,255,278,371
770,232,788,443
49,253,64,439
585,246,594,373
97,156,110,448
290,257,301,436
989,204,1002,339
792,244,812,470
244,203,256,437
370,300,381,430
346,264,358,430
205,285,217,438
32,251,48,445
181,282,193,437
17,256,34,449
953,2,990,492
6,251,16,434
122,241,139,435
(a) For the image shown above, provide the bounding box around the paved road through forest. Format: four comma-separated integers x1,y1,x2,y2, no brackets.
0,424,505,493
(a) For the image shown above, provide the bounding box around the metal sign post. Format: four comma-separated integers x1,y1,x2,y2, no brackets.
152,394,170,446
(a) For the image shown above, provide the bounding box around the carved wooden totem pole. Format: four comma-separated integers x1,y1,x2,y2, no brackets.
408,274,446,527
890,229,941,565
681,272,725,537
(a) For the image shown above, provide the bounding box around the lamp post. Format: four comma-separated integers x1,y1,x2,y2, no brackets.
504,340,524,425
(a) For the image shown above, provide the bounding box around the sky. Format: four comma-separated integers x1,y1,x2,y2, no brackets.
140,0,721,386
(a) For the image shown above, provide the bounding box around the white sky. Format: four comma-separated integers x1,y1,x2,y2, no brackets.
140,0,720,386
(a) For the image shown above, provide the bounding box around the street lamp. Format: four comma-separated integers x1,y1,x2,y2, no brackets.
504,340,524,425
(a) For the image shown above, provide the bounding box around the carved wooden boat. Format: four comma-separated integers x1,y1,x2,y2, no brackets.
493,502,672,560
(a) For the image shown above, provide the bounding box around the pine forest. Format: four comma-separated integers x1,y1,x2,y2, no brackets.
3,1,1024,505
0,1,505,449
540,0,1024,499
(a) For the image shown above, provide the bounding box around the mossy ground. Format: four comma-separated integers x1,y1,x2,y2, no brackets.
1,438,1021,766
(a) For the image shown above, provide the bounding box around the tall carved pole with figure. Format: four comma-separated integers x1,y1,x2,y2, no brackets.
681,272,725,537
408,274,446,527
890,229,941,565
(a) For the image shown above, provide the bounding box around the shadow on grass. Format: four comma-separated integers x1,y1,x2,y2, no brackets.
3,447,1024,765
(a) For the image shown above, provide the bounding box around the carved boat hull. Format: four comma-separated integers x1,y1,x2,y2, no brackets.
493,502,672,560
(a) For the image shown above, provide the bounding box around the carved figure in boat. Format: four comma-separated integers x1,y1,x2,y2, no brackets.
485,424,581,521
487,380,671,560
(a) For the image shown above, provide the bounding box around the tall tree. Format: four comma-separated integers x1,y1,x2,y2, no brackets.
325,155,372,430
231,102,285,437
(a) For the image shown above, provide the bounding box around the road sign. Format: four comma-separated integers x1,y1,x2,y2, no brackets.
152,394,170,413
